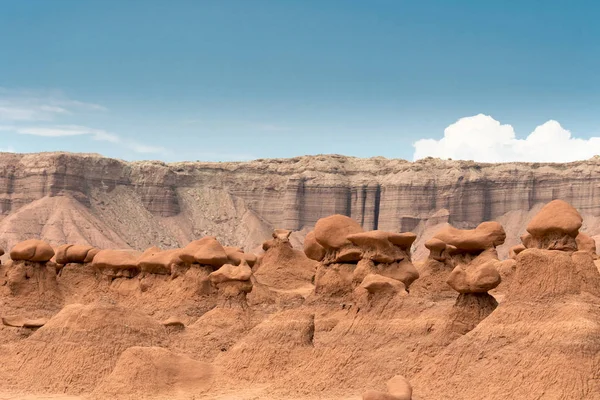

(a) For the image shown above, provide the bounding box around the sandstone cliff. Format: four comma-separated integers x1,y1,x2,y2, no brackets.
2,151,600,258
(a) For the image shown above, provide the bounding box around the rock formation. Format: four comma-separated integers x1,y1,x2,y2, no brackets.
10,239,54,262
55,244,99,264
411,200,600,399
6,152,600,261
254,229,317,290
307,215,418,303
91,249,141,278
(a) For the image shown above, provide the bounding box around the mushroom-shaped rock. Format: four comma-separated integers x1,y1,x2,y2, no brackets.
138,247,185,275
347,231,413,263
303,231,326,261
527,199,582,237
360,273,406,295
209,262,253,303
388,232,417,249
509,244,526,259
363,375,413,400
424,238,452,261
314,214,364,249
55,244,99,264
179,237,228,267
447,259,501,293
209,262,252,284
576,232,597,258
434,221,506,252
92,249,140,277
224,246,257,267
10,239,55,262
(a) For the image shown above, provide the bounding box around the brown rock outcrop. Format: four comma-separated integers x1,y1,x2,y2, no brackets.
55,244,99,264
91,249,140,278
524,199,582,250
179,237,229,267
10,239,55,262
138,247,185,275
576,232,597,258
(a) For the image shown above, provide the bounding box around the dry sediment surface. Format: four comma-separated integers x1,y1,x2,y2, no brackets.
0,155,599,399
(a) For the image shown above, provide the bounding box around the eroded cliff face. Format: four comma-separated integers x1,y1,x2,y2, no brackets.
1,151,600,258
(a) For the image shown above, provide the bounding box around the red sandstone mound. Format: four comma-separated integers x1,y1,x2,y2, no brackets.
1,302,168,394
138,246,185,275
10,239,55,262
92,249,141,277
411,221,505,299
254,229,317,291
92,346,213,399
179,236,229,267
411,200,600,399
55,244,99,264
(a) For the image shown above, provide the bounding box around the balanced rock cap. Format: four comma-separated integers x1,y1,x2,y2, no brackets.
433,221,506,252
526,199,582,237
10,239,55,262
314,214,364,249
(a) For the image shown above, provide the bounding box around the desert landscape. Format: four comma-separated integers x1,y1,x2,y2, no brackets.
1,152,599,399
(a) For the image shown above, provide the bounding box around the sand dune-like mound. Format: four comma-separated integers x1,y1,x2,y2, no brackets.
92,346,213,400
1,302,168,395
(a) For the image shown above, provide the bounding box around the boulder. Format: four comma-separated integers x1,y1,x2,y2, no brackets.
10,239,55,262
209,262,253,284
447,259,502,293
138,247,185,275
55,244,99,264
360,273,406,294
576,232,597,258
433,221,506,252
362,374,413,400
347,230,414,263
304,231,326,261
92,249,140,277
179,237,228,267
224,246,257,267
314,214,364,249
527,199,582,237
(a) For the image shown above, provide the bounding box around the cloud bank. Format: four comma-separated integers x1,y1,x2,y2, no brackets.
413,114,600,163
0,89,166,155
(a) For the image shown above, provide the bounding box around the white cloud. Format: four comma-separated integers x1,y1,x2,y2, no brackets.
0,88,106,122
413,114,600,163
0,146,15,153
0,125,166,155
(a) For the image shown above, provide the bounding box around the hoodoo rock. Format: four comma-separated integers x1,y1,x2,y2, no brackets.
310,215,418,300
314,214,364,249
224,246,257,267
433,221,506,252
55,244,99,264
138,247,185,275
91,249,140,278
303,231,326,261
254,229,317,290
525,199,583,250
179,237,229,267
209,262,253,306
10,239,55,262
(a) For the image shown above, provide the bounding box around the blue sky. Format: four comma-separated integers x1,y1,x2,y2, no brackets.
1,0,600,162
